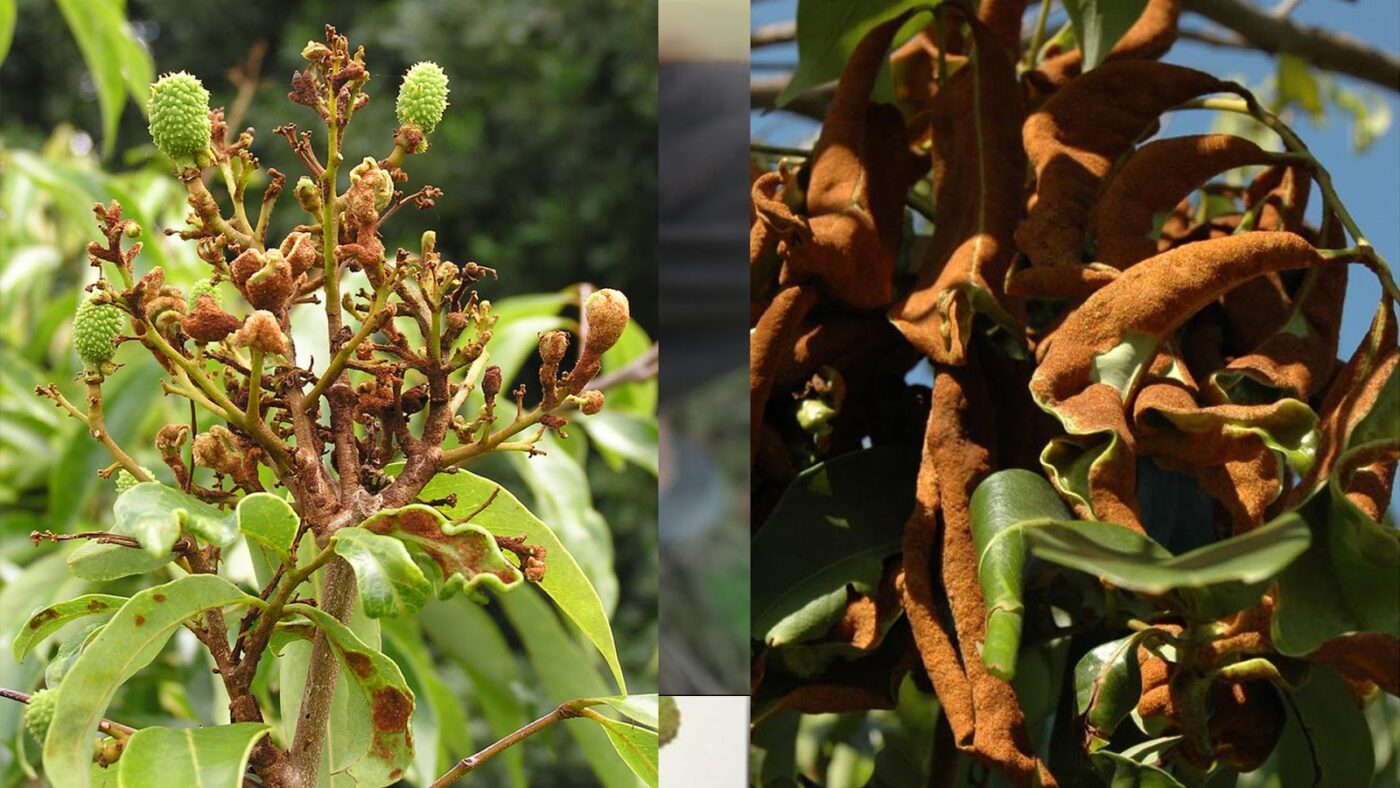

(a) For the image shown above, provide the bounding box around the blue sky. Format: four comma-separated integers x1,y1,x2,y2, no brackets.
751,1,1400,512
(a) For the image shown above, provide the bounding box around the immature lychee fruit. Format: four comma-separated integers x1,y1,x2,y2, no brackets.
396,62,450,134
188,278,222,308
74,293,123,366
114,468,154,493
147,72,212,162
24,688,56,743
659,696,679,747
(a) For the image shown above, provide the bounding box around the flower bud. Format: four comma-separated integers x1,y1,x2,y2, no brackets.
396,62,450,134
74,293,123,366
539,330,569,366
582,289,629,358
350,156,394,211
482,365,502,403
295,176,323,214
579,390,604,416
182,294,242,343
147,72,212,162
235,310,288,356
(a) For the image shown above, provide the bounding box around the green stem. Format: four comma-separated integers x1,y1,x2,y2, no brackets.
245,348,264,424
1027,0,1054,67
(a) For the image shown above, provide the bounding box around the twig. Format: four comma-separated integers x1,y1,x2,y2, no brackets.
0,688,138,739
1181,0,1400,94
430,702,585,787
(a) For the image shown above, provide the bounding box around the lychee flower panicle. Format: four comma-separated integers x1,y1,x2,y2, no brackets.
396,62,450,134
147,71,212,162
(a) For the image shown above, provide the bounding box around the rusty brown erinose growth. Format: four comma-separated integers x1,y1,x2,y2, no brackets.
890,15,1026,365
750,285,819,462
1092,134,1275,269
778,11,927,310
1017,61,1232,269
1031,0,1182,89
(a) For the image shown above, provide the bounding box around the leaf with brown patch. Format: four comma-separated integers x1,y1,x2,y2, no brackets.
13,594,128,663
288,603,415,784
362,504,523,600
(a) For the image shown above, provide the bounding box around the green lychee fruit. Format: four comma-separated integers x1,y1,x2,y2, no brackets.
115,468,154,493
148,72,212,161
659,696,679,747
24,688,56,743
188,278,222,308
396,62,450,134
74,293,123,366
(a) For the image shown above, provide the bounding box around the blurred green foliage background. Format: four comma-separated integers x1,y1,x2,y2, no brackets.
0,1,658,785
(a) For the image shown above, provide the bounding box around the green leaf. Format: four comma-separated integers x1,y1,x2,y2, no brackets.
117,482,239,553
777,0,930,106
600,320,656,416
1271,666,1375,787
578,410,658,475
586,712,659,788
66,534,172,581
1278,53,1325,121
45,623,104,688
236,492,298,559
581,694,659,729
1273,363,1399,655
1073,629,1168,751
118,723,271,788
752,446,919,646
288,604,415,786
12,593,126,662
505,433,619,614
361,504,523,598
1088,749,1185,787
1027,513,1310,618
332,527,433,619
53,0,154,157
420,465,628,694
0,0,15,66
499,587,637,788
1061,0,1151,71
970,469,1074,680
419,597,526,788
43,575,254,786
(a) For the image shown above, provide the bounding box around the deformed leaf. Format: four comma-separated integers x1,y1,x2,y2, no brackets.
419,467,628,694
43,575,255,787
332,526,433,619
236,492,298,559
289,603,415,785
118,723,271,788
116,482,238,553
970,469,1074,679
362,504,522,597
13,593,126,662
586,712,659,788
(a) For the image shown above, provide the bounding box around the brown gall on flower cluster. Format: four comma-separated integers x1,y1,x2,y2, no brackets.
36,25,635,788
750,0,1398,784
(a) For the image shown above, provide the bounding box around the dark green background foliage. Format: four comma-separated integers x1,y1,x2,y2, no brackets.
1,0,658,326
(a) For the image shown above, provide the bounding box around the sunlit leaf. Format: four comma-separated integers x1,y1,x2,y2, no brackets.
1061,0,1151,70
778,0,930,106
1073,629,1169,751
236,492,298,559
586,713,659,788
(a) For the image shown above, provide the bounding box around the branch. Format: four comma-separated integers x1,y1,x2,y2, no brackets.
752,20,795,48
430,701,585,788
0,688,138,739
1181,0,1400,93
